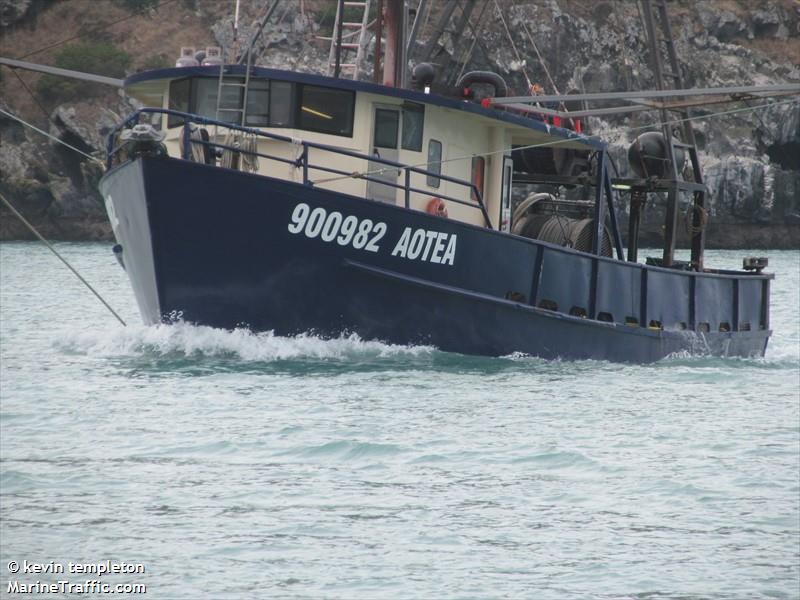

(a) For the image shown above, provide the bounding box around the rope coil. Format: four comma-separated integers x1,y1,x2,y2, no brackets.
220,130,259,173
685,202,708,235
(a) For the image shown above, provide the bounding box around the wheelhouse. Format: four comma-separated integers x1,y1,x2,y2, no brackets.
122,64,599,230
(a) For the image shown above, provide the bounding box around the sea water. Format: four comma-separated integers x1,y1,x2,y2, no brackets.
1,242,798,599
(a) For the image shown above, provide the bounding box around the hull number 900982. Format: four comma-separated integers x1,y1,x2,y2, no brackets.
287,202,457,266
288,202,386,252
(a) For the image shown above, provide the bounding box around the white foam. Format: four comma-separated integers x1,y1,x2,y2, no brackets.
58,321,434,362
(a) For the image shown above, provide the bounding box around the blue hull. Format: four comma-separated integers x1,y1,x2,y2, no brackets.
99,157,771,363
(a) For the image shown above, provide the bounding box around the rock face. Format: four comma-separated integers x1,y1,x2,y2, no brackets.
0,96,131,240
211,1,327,73
1,0,798,247
0,0,33,28
434,0,799,247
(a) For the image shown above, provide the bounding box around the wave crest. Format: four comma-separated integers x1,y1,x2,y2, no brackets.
58,321,434,362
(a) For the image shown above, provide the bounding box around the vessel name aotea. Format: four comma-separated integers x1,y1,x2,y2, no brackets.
288,202,457,265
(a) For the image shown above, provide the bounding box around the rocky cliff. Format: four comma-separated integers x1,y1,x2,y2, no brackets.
1,0,798,247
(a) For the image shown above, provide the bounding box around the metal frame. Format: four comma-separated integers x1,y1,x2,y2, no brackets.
489,83,800,119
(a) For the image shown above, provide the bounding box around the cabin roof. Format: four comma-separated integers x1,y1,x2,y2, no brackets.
124,65,604,150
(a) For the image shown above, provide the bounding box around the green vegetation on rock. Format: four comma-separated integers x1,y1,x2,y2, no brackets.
118,0,160,14
37,42,131,102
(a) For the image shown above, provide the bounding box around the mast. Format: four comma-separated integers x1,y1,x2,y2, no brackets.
373,0,384,83
382,0,406,87
231,0,241,63
333,0,345,77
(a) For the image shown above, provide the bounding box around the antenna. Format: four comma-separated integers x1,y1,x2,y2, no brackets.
231,0,241,62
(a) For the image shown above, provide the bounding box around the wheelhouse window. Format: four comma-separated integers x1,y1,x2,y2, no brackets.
194,77,222,121
167,78,190,128
427,139,442,188
167,77,279,128
298,84,354,136
374,108,399,149
217,77,245,123
245,79,270,126
269,81,293,126
165,78,354,136
401,102,424,151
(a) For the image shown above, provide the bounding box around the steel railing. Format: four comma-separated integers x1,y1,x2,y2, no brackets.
106,108,492,227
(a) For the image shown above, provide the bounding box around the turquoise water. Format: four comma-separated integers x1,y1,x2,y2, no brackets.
1,243,798,599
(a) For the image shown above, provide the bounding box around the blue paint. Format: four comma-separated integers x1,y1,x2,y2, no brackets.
100,156,771,363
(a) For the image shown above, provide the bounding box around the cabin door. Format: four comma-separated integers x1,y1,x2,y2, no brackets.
367,105,401,204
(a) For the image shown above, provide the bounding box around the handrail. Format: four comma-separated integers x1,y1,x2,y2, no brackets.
106,107,493,227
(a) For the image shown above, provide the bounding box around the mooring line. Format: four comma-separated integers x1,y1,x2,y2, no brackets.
0,107,104,165
0,192,127,326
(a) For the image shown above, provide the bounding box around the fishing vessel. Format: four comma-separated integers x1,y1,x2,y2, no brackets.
95,0,780,362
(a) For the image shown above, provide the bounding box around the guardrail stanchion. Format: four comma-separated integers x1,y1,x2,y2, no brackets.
182,117,190,160
302,143,309,185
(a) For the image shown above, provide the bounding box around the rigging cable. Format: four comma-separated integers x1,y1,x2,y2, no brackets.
613,0,645,179
741,97,775,143
16,0,177,60
0,191,127,327
514,2,559,95
9,69,51,121
492,0,532,89
419,0,435,43
0,107,104,165
453,1,491,86
513,1,585,131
